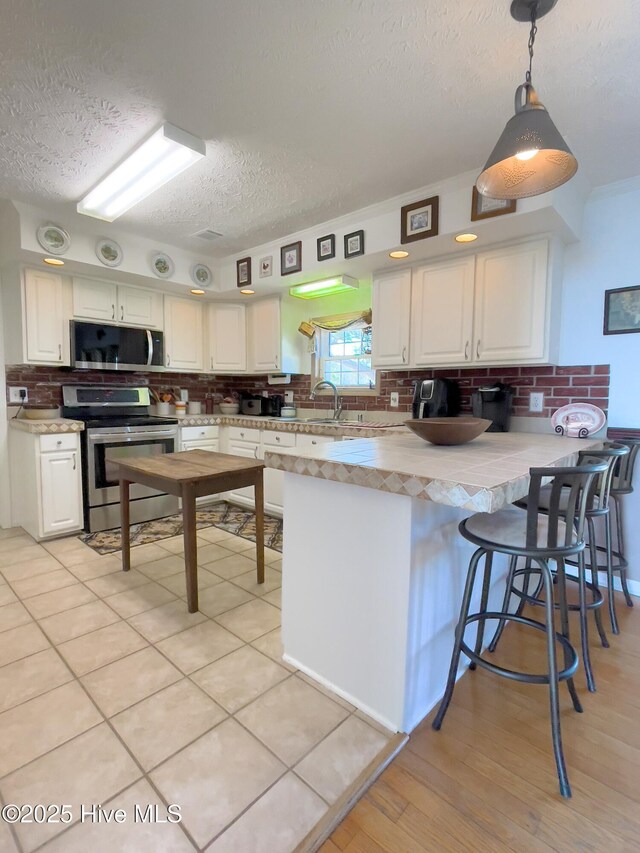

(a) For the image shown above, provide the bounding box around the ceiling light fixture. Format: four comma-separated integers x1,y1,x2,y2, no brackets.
389,250,410,259
476,0,577,199
77,123,206,222
240,289,255,295
190,288,205,295
455,233,478,243
289,275,359,300
43,257,65,266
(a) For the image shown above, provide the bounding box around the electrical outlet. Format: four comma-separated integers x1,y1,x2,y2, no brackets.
529,391,544,413
284,391,294,404
9,387,28,404
390,391,399,408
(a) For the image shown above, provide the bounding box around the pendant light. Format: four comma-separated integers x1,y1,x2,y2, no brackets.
476,0,577,199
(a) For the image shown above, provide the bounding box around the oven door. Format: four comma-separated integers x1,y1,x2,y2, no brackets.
87,428,177,506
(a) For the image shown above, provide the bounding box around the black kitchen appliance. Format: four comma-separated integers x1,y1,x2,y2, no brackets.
265,395,284,417
412,378,460,418
71,321,164,372
472,383,513,432
239,393,264,415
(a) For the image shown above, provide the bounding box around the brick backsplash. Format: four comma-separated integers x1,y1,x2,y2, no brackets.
5,363,609,418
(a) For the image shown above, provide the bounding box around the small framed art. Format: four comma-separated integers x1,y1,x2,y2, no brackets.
281,241,302,275
471,186,517,221
400,197,439,243
603,285,640,335
344,230,364,259
236,257,251,287
259,256,273,278
317,234,335,262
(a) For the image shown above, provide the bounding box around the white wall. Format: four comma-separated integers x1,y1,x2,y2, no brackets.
560,178,640,586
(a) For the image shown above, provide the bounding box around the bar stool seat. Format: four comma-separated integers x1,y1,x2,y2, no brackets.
465,506,574,551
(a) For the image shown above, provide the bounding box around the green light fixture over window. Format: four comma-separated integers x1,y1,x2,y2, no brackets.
289,275,359,300
476,0,577,200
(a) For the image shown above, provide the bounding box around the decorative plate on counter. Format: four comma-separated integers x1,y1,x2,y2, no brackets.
36,224,70,255
551,403,606,437
191,263,212,287
151,253,174,279
95,238,123,267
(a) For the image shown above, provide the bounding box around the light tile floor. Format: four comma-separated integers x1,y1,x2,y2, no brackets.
0,526,392,852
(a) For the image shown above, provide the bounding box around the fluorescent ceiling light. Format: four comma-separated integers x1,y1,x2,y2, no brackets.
77,123,206,222
289,275,359,300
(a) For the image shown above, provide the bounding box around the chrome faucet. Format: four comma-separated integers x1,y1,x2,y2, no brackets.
310,379,343,420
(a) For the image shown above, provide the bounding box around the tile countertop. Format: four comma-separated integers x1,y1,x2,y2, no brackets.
264,431,602,513
178,414,407,438
8,418,85,434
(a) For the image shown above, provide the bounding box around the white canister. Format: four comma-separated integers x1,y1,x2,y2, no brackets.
174,401,187,417
188,401,202,415
281,406,297,418
156,402,171,416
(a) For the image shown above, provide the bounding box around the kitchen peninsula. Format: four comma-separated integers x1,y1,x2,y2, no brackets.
265,430,600,733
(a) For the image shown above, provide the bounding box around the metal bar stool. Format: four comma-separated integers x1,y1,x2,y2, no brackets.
432,460,608,798
499,445,629,691
607,439,639,619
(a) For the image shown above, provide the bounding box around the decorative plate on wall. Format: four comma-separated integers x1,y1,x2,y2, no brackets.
36,224,70,255
191,263,212,287
551,403,606,437
151,253,174,279
95,238,123,267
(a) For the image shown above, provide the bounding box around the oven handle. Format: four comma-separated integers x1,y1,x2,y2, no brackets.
88,430,178,442
146,330,153,366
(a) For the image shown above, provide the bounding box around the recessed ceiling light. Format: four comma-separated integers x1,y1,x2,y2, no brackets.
389,250,410,259
240,289,255,295
455,233,478,243
77,122,206,222
43,257,65,266
190,288,205,295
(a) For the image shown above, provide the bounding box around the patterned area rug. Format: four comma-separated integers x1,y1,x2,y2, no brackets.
79,502,283,556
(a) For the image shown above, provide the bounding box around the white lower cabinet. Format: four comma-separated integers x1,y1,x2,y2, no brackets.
225,427,261,507
180,426,220,506
10,430,83,540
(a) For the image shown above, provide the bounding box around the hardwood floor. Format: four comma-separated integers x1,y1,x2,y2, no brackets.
321,593,640,852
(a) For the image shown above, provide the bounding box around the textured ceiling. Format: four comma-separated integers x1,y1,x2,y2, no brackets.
0,0,638,256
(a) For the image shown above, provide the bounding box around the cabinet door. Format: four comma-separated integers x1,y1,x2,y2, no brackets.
180,439,220,505
474,240,548,363
411,258,475,366
73,278,118,322
164,296,204,371
371,269,411,367
209,303,247,372
118,286,163,329
247,297,280,372
226,440,260,505
24,270,66,364
40,451,83,535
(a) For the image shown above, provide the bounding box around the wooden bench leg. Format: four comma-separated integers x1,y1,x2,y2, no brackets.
255,471,265,584
120,479,131,572
182,483,199,612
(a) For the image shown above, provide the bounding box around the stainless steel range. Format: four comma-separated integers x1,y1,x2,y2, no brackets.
62,385,179,532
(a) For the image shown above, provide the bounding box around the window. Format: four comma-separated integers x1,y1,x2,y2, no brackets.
317,323,375,390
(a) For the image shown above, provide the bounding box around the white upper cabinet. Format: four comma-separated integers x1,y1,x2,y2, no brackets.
73,278,162,328
247,297,282,373
208,303,247,373
24,269,66,364
411,257,476,366
371,268,412,368
474,240,549,364
117,286,163,328
163,295,204,371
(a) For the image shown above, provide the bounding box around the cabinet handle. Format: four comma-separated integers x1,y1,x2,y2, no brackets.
210,357,214,370
72,453,76,470
56,440,62,447
402,346,407,364
275,435,280,442
476,340,481,358
254,446,259,458
464,340,469,360
240,432,245,438
166,353,170,366
120,305,124,321
111,304,115,320
58,344,62,361
275,356,278,368
312,440,317,446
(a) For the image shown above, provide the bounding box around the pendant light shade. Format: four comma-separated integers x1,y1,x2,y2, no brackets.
476,0,577,200
477,83,577,199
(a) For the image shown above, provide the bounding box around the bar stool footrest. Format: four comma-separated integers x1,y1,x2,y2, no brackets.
565,544,628,572
510,567,604,611
461,611,579,684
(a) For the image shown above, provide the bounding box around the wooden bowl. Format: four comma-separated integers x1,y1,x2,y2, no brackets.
22,406,60,420
405,417,492,446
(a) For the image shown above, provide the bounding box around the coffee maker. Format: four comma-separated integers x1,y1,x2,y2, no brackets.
472,383,513,432
412,378,460,418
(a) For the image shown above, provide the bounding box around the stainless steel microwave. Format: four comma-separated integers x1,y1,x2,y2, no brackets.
70,321,165,372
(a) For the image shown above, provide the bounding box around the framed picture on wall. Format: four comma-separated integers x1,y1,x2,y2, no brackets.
317,234,335,261
344,230,364,258
603,285,640,335
280,241,302,275
400,196,439,243
236,257,251,287
471,186,517,221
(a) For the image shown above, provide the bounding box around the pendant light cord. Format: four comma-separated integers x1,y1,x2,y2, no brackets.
526,3,539,84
